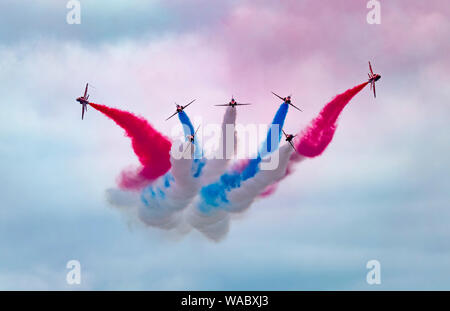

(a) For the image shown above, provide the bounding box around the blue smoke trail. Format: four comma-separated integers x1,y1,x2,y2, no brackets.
140,172,174,206
178,111,195,136
178,111,206,177
240,103,289,180
198,103,289,212
140,111,206,207
260,103,289,156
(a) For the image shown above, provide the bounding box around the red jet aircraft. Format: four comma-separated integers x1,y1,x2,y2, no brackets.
282,129,297,153
183,125,201,157
271,92,303,111
214,97,251,108
76,83,90,120
166,99,196,121
368,61,381,98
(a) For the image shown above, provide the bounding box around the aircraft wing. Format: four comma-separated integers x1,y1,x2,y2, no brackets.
81,104,85,120
289,103,303,112
84,83,88,97
289,141,298,153
282,129,287,136
271,91,285,101
214,104,231,106
183,99,196,109
373,82,376,98
194,125,201,136
369,62,374,75
165,111,178,121
236,103,251,106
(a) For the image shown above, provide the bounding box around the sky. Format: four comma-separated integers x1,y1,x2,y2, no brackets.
0,0,449,290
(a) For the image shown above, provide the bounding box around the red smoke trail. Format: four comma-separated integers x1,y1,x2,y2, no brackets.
293,81,368,158
260,81,368,197
89,103,172,190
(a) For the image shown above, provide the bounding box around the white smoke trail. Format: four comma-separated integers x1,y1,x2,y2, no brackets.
200,106,237,184
105,107,237,234
226,144,294,213
186,144,294,241
107,141,200,229
183,207,231,242
107,107,294,241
